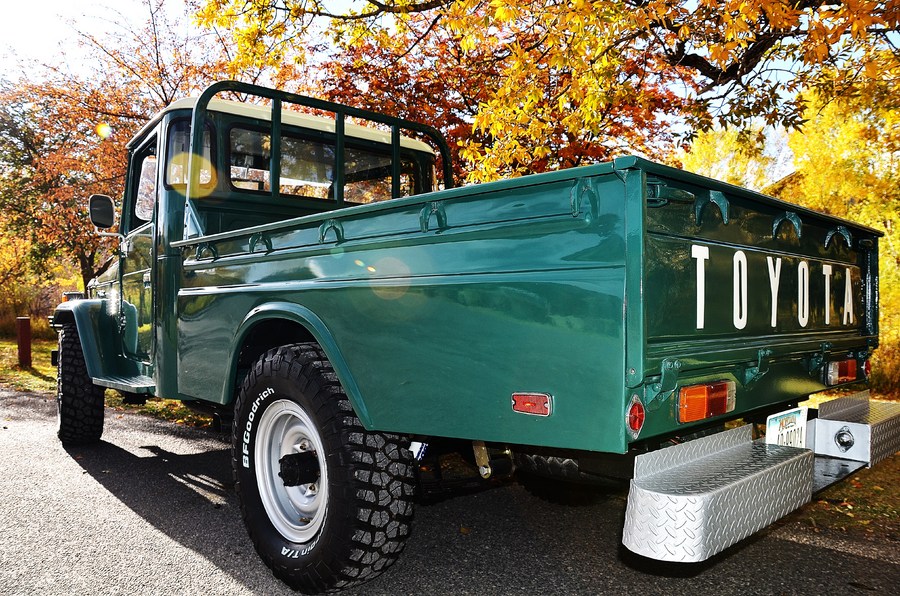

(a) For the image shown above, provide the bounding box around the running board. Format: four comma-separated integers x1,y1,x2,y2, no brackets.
623,392,900,563
92,374,155,394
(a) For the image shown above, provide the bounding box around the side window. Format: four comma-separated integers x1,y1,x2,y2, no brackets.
127,138,157,231
134,155,157,223
280,135,333,198
230,128,273,192
166,119,214,188
344,148,415,204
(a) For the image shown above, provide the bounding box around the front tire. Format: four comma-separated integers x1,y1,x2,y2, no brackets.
56,323,105,445
234,343,415,593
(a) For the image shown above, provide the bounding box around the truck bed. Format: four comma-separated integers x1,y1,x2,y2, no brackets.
171,156,880,454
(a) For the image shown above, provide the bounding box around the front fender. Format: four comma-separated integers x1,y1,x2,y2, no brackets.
52,300,139,381
52,300,114,380
228,302,373,429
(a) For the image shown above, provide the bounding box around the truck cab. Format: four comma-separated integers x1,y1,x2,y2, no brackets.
67,84,450,403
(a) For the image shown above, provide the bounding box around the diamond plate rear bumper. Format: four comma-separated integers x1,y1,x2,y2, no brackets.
622,391,899,563
813,391,900,466
622,426,812,562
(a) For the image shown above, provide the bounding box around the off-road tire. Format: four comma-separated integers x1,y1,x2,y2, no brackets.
515,453,617,506
234,343,415,593
56,323,105,445
515,453,597,482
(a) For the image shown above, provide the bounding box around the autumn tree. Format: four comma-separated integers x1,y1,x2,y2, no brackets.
312,18,501,184
0,0,264,290
0,213,80,337
196,0,900,180
676,127,777,191
312,8,681,183
0,86,117,288
783,89,900,393
0,95,85,333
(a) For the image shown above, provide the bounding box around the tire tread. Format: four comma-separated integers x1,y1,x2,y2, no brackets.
234,343,414,593
56,324,104,445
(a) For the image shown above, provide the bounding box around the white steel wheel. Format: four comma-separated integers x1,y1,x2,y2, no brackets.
255,399,328,543
233,343,416,593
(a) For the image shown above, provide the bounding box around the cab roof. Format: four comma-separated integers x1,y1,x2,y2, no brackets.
129,96,436,154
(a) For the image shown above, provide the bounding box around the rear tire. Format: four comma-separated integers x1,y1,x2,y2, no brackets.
234,343,415,593
56,324,105,445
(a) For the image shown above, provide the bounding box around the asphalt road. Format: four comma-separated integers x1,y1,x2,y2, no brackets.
1,388,898,596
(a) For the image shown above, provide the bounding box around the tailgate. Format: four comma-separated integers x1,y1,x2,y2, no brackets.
628,159,881,435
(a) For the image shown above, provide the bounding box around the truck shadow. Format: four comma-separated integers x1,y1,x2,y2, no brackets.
62,437,295,593
61,434,514,594
62,433,774,595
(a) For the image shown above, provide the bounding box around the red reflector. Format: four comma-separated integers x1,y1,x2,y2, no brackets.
678,381,736,423
826,359,857,385
627,399,645,434
511,393,552,416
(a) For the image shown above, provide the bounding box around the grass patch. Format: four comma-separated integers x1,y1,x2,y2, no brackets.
105,392,213,428
0,337,211,428
0,338,57,394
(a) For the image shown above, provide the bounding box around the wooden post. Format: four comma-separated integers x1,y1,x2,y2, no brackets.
16,317,31,368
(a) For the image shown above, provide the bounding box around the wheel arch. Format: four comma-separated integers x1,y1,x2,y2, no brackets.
226,302,373,428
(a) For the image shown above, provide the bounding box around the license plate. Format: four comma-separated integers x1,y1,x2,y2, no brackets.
765,406,809,448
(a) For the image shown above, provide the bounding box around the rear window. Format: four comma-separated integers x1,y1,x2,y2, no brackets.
228,126,418,204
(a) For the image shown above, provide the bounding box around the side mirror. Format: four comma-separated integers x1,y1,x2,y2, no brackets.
89,194,116,229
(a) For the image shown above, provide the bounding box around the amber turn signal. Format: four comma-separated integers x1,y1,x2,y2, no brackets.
678,380,736,423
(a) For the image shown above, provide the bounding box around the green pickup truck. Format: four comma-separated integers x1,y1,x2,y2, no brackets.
52,81,899,593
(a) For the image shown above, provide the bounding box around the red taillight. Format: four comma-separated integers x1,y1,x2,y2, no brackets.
511,393,552,416
864,359,872,378
627,397,645,436
826,359,858,385
678,381,736,423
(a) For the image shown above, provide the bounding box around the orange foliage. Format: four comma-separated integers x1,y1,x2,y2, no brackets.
316,9,682,182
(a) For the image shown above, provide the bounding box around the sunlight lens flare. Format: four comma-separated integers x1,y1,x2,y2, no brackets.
169,152,216,198
95,122,112,139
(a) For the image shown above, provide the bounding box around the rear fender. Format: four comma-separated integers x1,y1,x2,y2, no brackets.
228,302,373,429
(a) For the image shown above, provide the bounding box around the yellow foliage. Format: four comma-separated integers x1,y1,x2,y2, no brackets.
677,127,773,191
784,93,900,393
195,0,900,182
0,216,80,338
